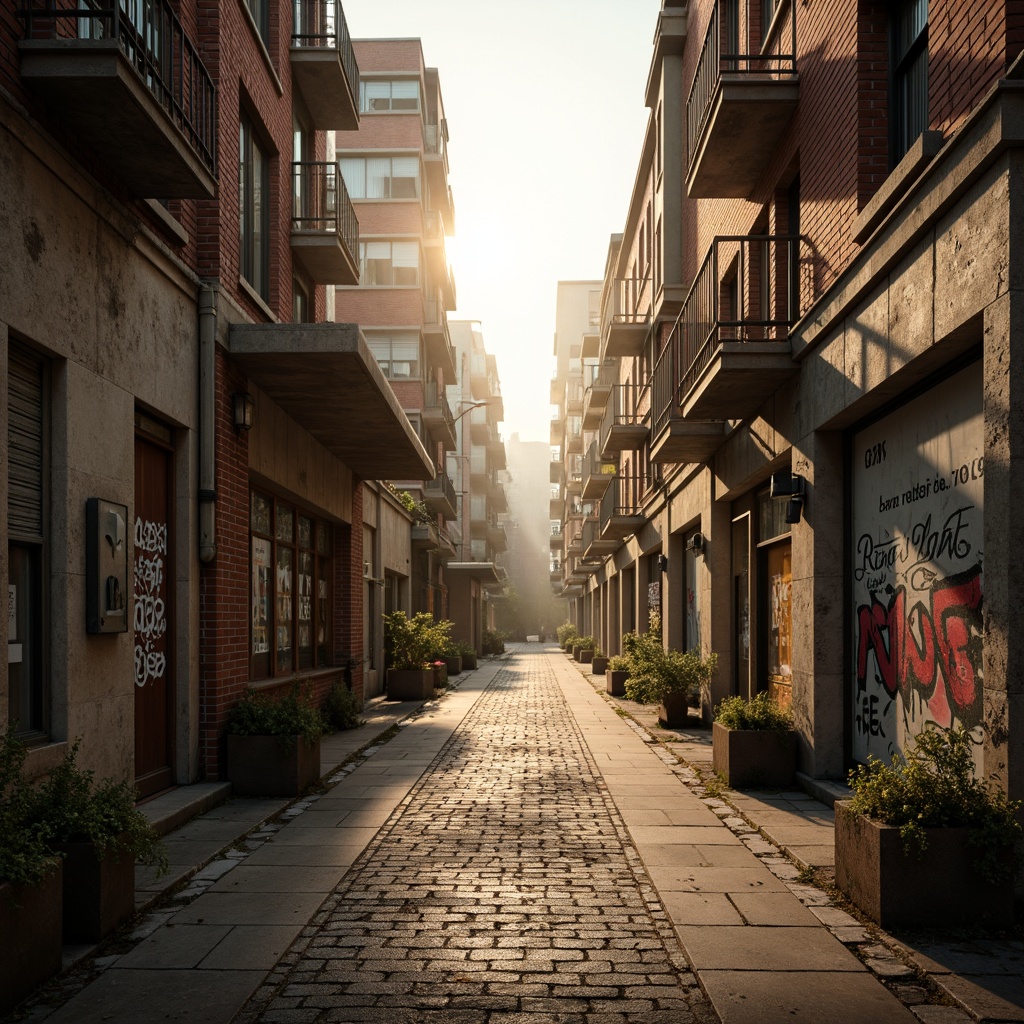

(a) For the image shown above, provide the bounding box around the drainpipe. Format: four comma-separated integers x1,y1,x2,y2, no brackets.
198,284,217,563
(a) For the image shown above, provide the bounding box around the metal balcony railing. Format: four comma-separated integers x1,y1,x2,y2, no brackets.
686,0,797,175
423,380,456,432
423,469,457,510
21,0,217,174
600,476,644,526
653,234,801,433
291,0,358,87
292,162,359,255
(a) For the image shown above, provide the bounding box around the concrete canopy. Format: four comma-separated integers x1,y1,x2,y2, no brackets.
228,322,434,480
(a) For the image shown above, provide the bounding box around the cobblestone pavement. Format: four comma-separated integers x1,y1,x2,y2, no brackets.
235,653,716,1023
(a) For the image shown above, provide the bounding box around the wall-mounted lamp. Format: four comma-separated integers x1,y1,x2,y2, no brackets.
658,553,669,574
232,392,255,432
686,532,705,555
770,470,806,524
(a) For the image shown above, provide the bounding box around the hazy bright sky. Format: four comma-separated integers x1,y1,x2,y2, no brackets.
340,0,662,443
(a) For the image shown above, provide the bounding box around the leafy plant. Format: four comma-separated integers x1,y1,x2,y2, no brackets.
30,741,167,872
715,691,793,732
623,612,717,705
0,728,55,887
608,655,630,673
428,619,457,659
454,640,477,659
322,683,363,732
848,725,1024,883
226,683,323,744
574,635,596,651
556,621,579,650
383,611,439,670
482,628,507,656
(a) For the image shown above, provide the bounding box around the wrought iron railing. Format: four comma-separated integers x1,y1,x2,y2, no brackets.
686,0,797,173
292,161,359,258
20,0,217,175
601,270,653,337
653,234,801,433
291,0,358,94
600,476,643,525
423,381,455,437
423,469,457,511
601,382,649,446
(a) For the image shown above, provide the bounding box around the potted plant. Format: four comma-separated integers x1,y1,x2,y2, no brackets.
0,729,63,1015
322,683,363,732
556,621,578,653
455,640,478,671
712,692,796,789
226,684,323,797
431,659,448,689
29,741,166,943
606,654,629,697
623,613,716,727
591,648,608,675
430,619,461,677
575,635,596,664
835,725,1024,929
383,611,436,700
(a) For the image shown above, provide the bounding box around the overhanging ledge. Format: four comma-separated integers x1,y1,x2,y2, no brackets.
228,322,434,480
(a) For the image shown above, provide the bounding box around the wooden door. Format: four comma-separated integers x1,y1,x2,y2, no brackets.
134,432,174,797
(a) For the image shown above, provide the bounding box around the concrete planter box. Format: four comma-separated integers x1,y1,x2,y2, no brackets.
432,663,448,688
572,645,582,659
658,692,693,728
387,668,434,701
461,652,478,671
607,670,627,696
443,655,462,677
577,648,594,664
227,733,321,797
712,722,797,789
834,801,1015,929
0,863,62,1015
58,838,134,943
591,656,608,675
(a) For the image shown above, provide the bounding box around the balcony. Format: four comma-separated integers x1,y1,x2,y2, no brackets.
581,325,601,360
550,495,563,520
411,521,440,550
423,470,458,520
549,415,564,446
686,0,799,198
423,299,457,380
490,480,508,513
600,478,646,543
290,0,358,131
19,0,217,198
582,516,617,558
550,524,564,551
582,362,615,430
602,275,652,359
423,122,455,231
422,382,457,451
488,435,507,471
549,459,564,485
228,323,432,480
565,381,584,416
581,440,616,500
290,162,359,285
600,383,650,458
565,461,582,495
487,521,508,553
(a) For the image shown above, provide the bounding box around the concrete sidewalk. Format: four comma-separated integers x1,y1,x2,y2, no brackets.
560,649,1024,1024
10,644,1024,1024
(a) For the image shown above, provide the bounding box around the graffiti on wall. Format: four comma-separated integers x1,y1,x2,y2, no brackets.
133,517,167,688
851,363,984,764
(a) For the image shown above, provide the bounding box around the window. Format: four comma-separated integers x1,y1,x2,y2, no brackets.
250,492,333,679
7,341,48,736
359,241,419,286
239,114,270,300
339,156,419,199
891,0,928,165
247,0,269,44
360,79,420,112
293,279,310,323
366,332,420,379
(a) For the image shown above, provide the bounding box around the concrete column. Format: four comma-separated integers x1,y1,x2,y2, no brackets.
982,289,1024,805
706,496,733,712
664,531,685,652
791,432,845,779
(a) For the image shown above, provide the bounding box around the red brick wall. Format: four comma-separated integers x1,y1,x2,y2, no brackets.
335,287,423,325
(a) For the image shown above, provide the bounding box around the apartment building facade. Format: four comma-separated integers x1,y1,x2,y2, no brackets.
554,0,1024,805
2,0,430,790
334,39,460,638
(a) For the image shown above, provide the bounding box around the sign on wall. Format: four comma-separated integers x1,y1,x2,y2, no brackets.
851,362,984,765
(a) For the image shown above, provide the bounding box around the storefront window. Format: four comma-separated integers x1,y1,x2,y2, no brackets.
250,491,333,679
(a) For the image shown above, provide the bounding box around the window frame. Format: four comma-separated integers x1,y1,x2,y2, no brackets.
239,112,271,301
365,331,421,380
359,240,420,287
359,78,421,113
339,155,421,200
890,0,929,167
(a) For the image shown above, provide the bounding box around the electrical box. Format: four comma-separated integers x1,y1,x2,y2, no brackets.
86,498,129,634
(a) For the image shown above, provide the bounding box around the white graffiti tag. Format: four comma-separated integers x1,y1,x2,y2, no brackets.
134,517,168,688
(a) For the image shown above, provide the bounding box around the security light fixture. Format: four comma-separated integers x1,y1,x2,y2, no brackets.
658,553,669,574
687,532,705,555
232,391,254,432
770,470,806,524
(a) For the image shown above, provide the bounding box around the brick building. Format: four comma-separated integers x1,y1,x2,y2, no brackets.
1,0,429,791
553,0,1024,811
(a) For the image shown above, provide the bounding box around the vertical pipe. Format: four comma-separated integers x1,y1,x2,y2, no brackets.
198,284,217,563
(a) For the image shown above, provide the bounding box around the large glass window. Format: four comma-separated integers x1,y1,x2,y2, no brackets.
339,156,419,199
891,0,928,165
366,332,420,379
250,492,333,679
239,114,270,300
359,241,419,286
7,342,48,736
360,79,420,112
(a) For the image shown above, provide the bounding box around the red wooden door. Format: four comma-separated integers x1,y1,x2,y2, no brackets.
134,433,174,797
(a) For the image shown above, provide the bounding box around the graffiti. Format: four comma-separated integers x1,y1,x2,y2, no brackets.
855,563,983,733
133,517,168,688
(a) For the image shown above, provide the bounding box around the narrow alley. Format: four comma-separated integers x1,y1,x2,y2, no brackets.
19,645,973,1024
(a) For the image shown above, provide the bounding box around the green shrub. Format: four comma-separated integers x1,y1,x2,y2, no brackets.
607,655,630,673
322,683,363,732
383,611,438,669
226,683,323,744
574,635,596,650
482,629,507,655
848,725,1024,882
715,691,793,732
556,622,578,648
623,613,717,706
0,728,55,887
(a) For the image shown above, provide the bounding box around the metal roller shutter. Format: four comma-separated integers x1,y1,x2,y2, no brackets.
8,344,44,540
